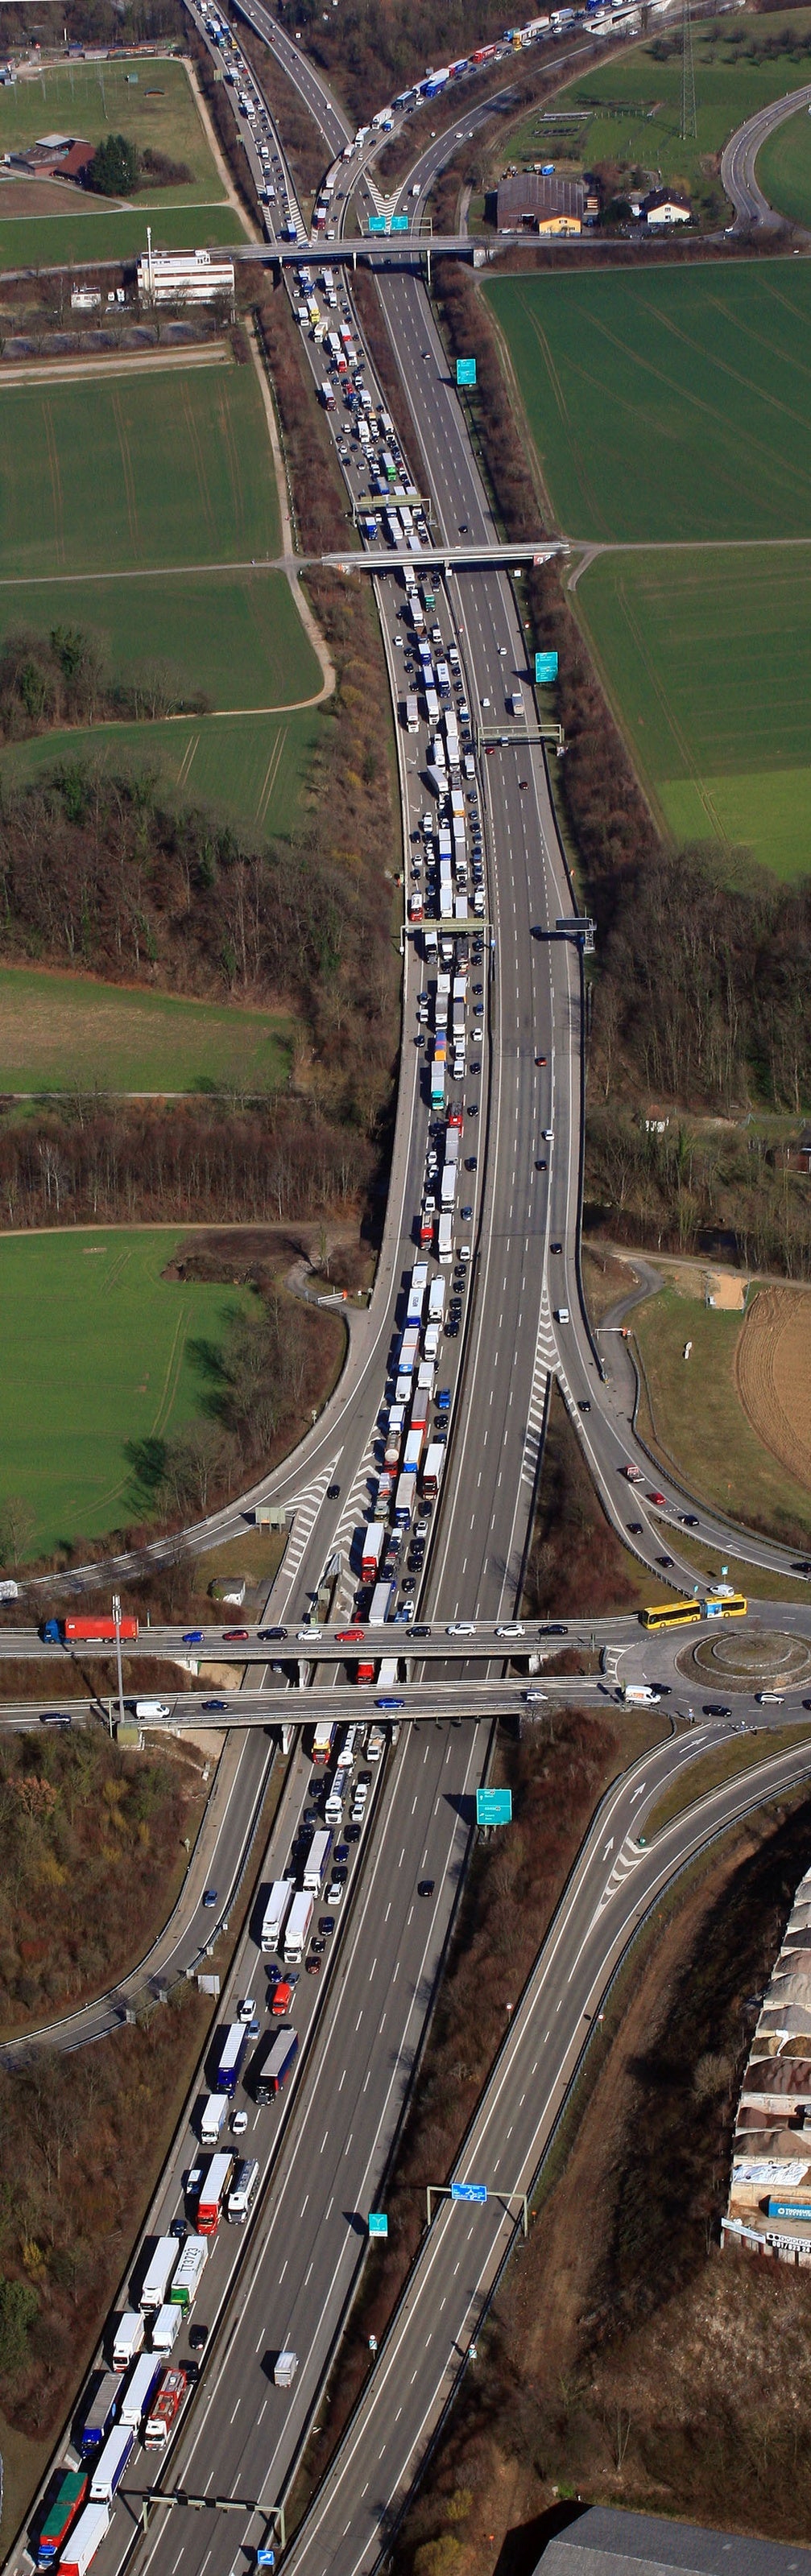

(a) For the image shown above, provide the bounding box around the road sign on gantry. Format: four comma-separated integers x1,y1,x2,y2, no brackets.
368,214,388,233
456,357,477,386
391,213,409,231
477,1787,512,1827
535,650,559,684
368,2212,388,2237
451,2182,488,2204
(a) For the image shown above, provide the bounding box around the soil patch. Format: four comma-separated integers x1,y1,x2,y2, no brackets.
736,1286,811,1496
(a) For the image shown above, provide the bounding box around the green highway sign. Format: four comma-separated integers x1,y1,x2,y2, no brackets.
368,2211,388,2236
456,357,477,387
368,215,388,234
535,650,559,683
476,1787,513,1827
391,214,409,231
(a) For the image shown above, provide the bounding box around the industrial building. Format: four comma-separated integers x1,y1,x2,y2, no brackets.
136,242,235,307
536,2506,811,2576
495,171,595,232
724,1858,811,2264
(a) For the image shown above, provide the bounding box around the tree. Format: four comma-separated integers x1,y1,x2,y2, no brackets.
0,2274,38,2378
88,134,139,198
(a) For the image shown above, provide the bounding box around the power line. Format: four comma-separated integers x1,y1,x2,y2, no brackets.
681,0,697,142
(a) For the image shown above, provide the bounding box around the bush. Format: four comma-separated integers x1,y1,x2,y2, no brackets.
87,133,139,196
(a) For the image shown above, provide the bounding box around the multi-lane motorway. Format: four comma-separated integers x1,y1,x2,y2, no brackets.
12,29,811,2576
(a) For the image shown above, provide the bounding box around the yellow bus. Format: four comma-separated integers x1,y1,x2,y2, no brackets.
639,1593,747,1631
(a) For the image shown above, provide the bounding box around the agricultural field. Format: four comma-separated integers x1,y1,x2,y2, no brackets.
0,361,281,576
486,260,811,874
496,11,811,223
757,101,811,228
0,569,320,714
633,1279,811,1545
485,262,811,543
576,545,811,879
0,54,250,262
3,705,322,836
0,1228,253,1553
0,965,296,1095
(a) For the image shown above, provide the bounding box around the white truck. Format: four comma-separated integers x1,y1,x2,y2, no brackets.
227,2157,259,2223
260,1878,295,1956
283,1890,314,1963
60,2504,110,2576
152,2303,183,2355
201,2093,229,2150
139,2236,179,2314
112,2310,144,2372
168,2234,207,2310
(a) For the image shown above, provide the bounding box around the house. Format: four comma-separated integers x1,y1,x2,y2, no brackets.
496,171,586,232
536,2506,811,2576
643,185,692,225
6,132,94,183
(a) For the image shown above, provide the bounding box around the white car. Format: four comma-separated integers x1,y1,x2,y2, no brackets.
232,2108,248,2135
555,1307,570,1325
446,1621,475,1637
296,1624,323,1641
326,1881,345,1906
238,1996,256,2023
495,1623,525,1641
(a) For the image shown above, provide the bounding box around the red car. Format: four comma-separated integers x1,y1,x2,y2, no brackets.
337,1628,365,1645
222,1628,249,1642
648,1492,666,1508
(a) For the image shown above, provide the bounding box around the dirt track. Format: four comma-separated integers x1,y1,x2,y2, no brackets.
735,1284,811,1494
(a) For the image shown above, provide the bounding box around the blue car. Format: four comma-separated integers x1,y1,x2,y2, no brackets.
183,1629,204,1645
202,1888,217,1908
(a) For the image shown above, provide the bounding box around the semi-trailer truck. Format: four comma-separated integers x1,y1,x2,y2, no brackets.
437,1211,453,1264
303,1827,333,1891
41,1616,139,1645
283,1892,313,1964
312,1719,335,1766
213,2023,249,2099
361,1522,385,1583
428,1277,446,1323
421,1442,445,1500
89,2425,134,2504
195,2153,235,2235
59,2503,110,2576
36,2471,89,2566
144,2368,188,2449
152,2304,183,2356
406,1263,428,1325
118,2351,163,2430
112,2311,144,2372
227,2157,259,2222
139,2237,179,2314
260,1879,295,1955
168,2235,207,2309
80,2373,121,2454
259,2029,299,2097
384,1406,404,1469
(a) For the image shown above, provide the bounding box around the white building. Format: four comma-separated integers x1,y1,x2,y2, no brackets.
137,241,235,307
643,188,691,226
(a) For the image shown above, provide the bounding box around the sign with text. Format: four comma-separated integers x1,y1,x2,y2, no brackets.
368,2211,388,2237
535,650,559,684
391,213,409,231
368,213,388,233
456,357,477,386
477,1786,513,1827
451,2182,488,2204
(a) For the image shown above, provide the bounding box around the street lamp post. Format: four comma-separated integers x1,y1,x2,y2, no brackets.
112,1593,126,1739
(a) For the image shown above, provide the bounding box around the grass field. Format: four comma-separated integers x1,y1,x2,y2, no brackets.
633,1282,811,1545
500,12,811,218
646,1725,811,1837
0,966,296,1094
0,204,246,265
2,704,322,833
485,262,811,542
0,360,281,576
0,1229,253,1552
0,56,226,204
576,545,811,878
0,570,321,714
756,101,811,227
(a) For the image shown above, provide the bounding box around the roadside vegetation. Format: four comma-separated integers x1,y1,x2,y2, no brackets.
0,964,296,1096
0,1727,205,2029
523,1385,652,1617
391,1792,811,2574
631,1282,811,1545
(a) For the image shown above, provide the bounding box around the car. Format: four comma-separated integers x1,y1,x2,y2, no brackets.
202,1888,217,1907
496,1622,525,1641
306,1955,322,1974
170,2215,188,2239
550,1241,562,1255
416,1517,430,1539
681,1516,700,1530
259,1626,288,1641
468,1101,478,1117
183,1630,205,1645
319,1914,336,1935
703,1703,733,1719
538,1622,568,1636
222,1629,249,1643
346,1821,361,1843
577,1398,591,1413
536,1158,547,1171
412,1622,432,1637
337,1628,365,1645
461,1205,473,1220
248,2017,260,2038
523,1689,546,1705
648,1492,666,1508
327,1481,341,1498
39,1711,72,1728
627,1521,643,1534
418,1879,435,1897
333,1864,348,1885
536,1054,547,1066
326,1882,345,1906
188,2323,209,2351
657,1554,674,1568
794,1561,811,1575
238,1996,256,2023
447,1620,475,1637
202,1698,229,1713
297,1624,323,1642
232,2108,249,2135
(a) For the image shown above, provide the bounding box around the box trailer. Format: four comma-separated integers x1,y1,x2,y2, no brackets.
257,2027,299,2100
58,2503,110,2576
36,2472,89,2568
169,2234,207,2310
79,2372,121,2454
361,1522,386,1582
112,2310,144,2372
283,1892,313,1963
260,1878,295,1955
213,2023,249,2099
139,2237,179,2314
196,2152,235,2235
303,1827,333,1892
89,2425,134,2504
201,2092,229,2149
227,2156,259,2222
118,2351,163,2431
151,2303,183,2356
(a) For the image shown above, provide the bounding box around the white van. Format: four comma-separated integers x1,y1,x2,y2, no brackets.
132,1699,172,1720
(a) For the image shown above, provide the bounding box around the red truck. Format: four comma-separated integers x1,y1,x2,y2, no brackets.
64,1616,139,1642
145,2368,188,2449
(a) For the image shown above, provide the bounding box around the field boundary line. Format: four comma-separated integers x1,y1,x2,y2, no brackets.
181,46,259,239
0,343,234,393
247,317,336,707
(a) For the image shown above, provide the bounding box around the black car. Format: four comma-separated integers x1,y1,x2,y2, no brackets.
189,2323,209,2351
465,1157,478,1172
418,1879,435,1897
703,1703,733,1719
658,1553,674,1567
327,1482,341,1499
550,1241,562,1255
412,1623,432,1637
627,1521,643,1534
538,1622,567,1636
794,1561,811,1575
259,1626,288,1641
468,1102,478,1116
346,1823,361,1843
320,1915,336,1935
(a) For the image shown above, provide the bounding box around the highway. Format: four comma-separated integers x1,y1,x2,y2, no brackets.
720,83,811,230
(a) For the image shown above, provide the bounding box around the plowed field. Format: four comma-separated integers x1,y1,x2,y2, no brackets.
735,1286,811,1492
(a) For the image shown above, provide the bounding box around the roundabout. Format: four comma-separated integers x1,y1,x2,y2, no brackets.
678,1624,811,1693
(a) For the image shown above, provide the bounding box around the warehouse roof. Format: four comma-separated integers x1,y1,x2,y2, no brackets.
496,171,585,227
537,2506,811,2576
